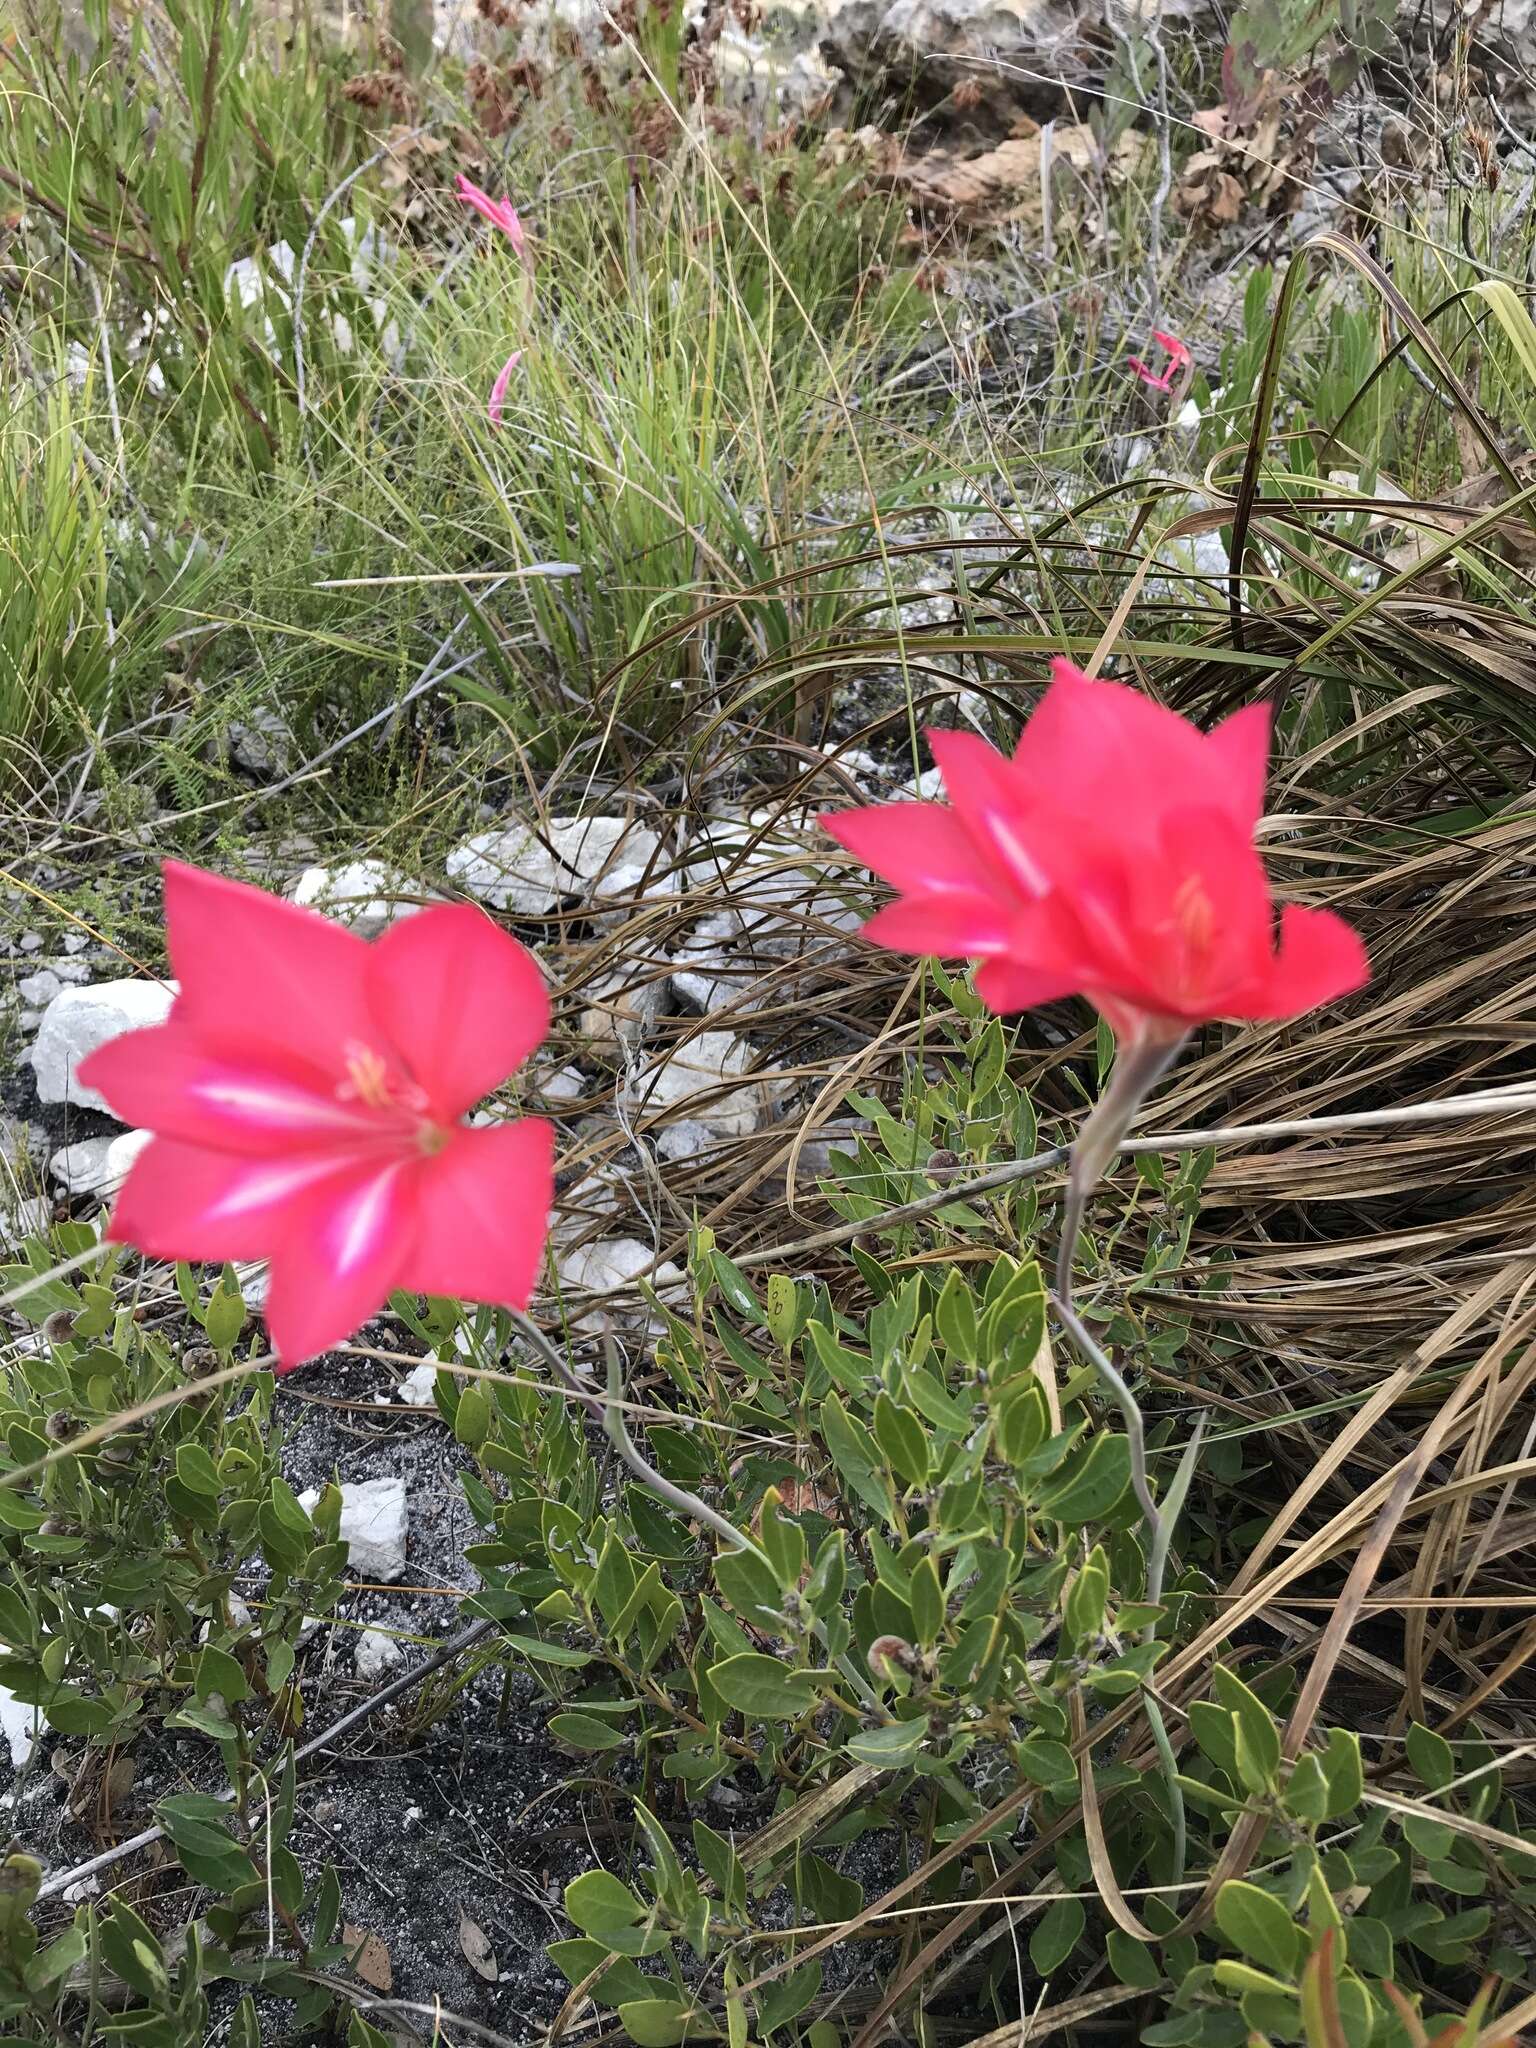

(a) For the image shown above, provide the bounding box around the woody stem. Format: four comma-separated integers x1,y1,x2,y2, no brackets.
1050,1032,1196,1879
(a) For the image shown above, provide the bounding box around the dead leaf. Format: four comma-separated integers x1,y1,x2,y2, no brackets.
458,1907,499,1983
343,1923,394,1993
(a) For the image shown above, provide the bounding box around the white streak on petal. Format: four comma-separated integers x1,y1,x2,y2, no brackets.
192,1076,371,1134
209,1156,341,1220
333,1167,404,1275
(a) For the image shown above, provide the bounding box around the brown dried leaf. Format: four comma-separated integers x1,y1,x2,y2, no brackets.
458,1907,499,1983
343,1924,394,1993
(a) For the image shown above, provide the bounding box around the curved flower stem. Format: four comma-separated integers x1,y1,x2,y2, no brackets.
510,1314,880,1711
510,1312,767,1562
1049,1032,1202,1881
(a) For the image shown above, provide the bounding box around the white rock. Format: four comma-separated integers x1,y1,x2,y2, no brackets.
397,1363,441,1408
555,1239,686,1329
655,1119,719,1164
0,1687,40,1772
354,1627,404,1680
580,964,669,1048
447,816,664,915
289,860,430,937
297,1477,408,1582
30,979,177,1110
895,765,946,802
103,1129,152,1190
49,1136,116,1196
63,933,89,954
18,969,62,1007
534,1065,586,1104
669,912,740,1014
17,932,42,954
625,1031,784,1138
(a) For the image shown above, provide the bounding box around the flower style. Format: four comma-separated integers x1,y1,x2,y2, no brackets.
454,173,526,256
487,347,523,427
1127,329,1192,393
78,863,554,1368
821,658,1368,1048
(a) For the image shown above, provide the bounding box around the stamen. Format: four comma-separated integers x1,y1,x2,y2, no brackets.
337,1041,396,1111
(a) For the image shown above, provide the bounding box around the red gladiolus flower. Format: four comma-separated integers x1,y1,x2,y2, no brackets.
487,347,523,427
78,863,554,1369
455,173,526,256
822,659,1368,1047
1127,329,1192,393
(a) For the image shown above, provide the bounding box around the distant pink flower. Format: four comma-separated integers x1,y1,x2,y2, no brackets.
455,173,526,257
822,658,1368,1050
1127,330,1192,393
487,348,523,427
79,863,554,1368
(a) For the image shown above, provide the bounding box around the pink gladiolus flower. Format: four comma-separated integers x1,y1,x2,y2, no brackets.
1127,329,1192,393
822,659,1368,1048
78,863,554,1369
487,348,523,427
455,173,526,256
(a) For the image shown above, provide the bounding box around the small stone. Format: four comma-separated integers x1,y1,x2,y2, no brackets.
534,1065,586,1105
289,861,430,938
396,1364,441,1408
895,765,946,802
30,979,178,1111
625,1030,784,1138
48,1136,116,1196
554,1238,686,1331
655,1119,719,1164
63,934,90,954
17,932,43,954
0,1686,40,1771
103,1129,152,1190
297,1477,408,1582
354,1627,404,1681
228,707,294,778
18,969,62,1007
446,816,664,915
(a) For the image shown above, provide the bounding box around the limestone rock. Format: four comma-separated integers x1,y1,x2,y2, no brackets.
447,816,664,915
297,1477,408,1582
30,979,178,1111
625,1030,785,1138
289,861,431,937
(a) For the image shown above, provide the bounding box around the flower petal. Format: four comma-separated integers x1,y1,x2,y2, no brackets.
161,861,375,1074
821,801,995,900
366,904,549,1120
104,1137,364,1263
973,958,1083,1015
1013,665,1217,836
1205,700,1272,832
861,895,1011,956
925,728,1052,897
262,1162,415,1367
394,1118,554,1310
1251,904,1370,1019
77,1023,380,1156
488,348,522,426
